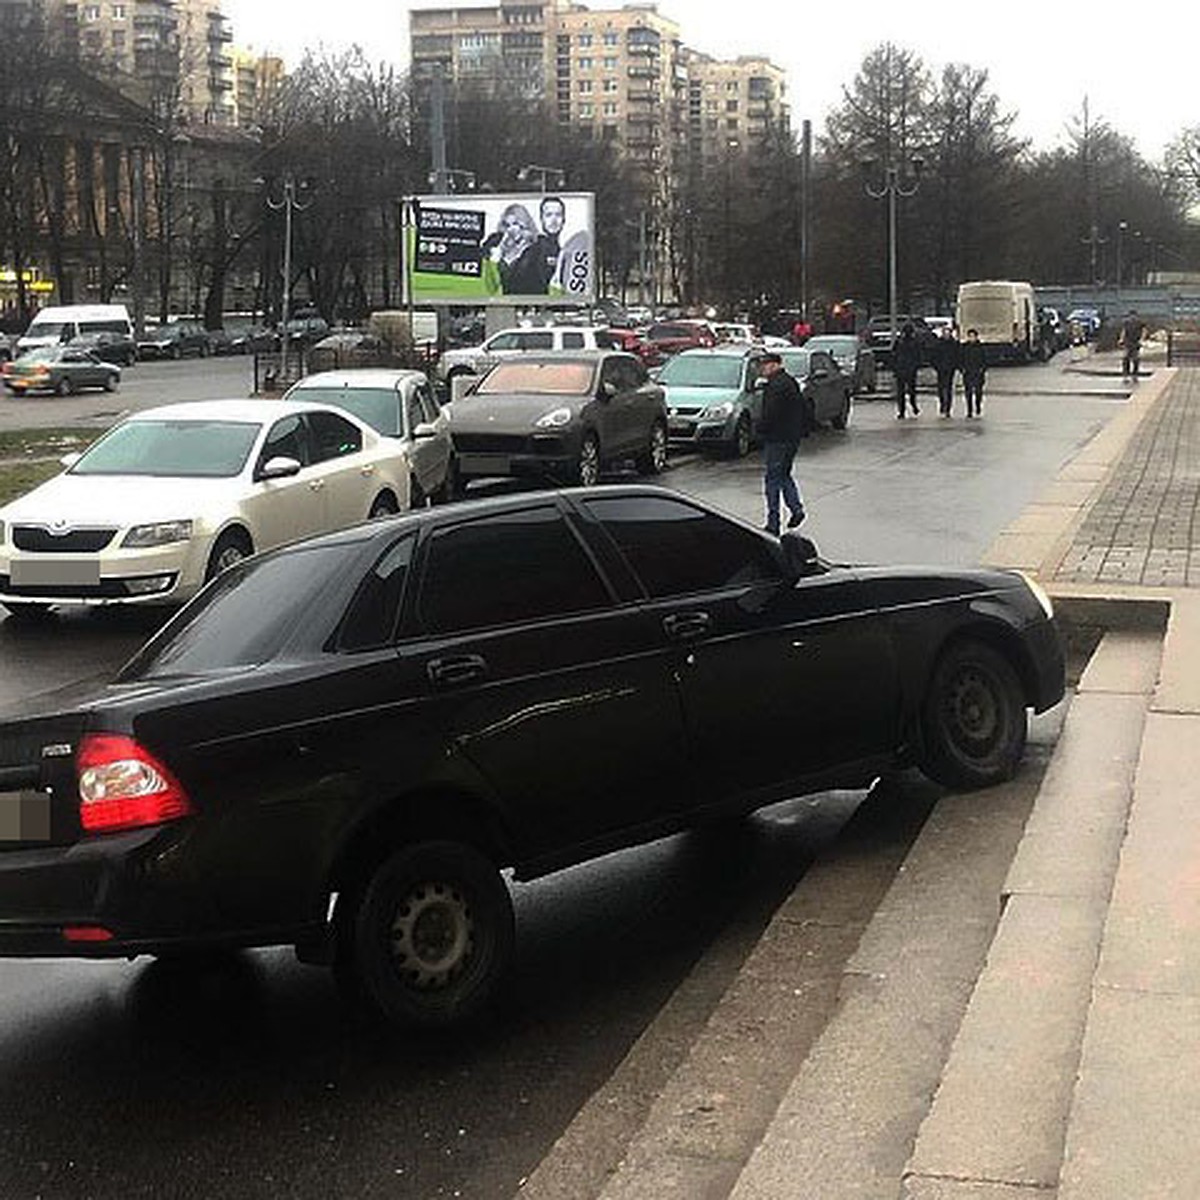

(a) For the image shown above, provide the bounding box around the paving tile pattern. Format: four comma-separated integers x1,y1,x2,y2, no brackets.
1054,368,1200,587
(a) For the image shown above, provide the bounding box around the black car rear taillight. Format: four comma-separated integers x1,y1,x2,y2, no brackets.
76,734,192,834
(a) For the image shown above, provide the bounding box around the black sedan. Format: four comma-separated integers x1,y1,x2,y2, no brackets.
0,487,1064,1028
447,351,669,487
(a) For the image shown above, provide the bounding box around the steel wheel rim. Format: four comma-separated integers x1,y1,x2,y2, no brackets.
389,881,474,991
580,438,600,486
943,666,1002,755
215,544,246,574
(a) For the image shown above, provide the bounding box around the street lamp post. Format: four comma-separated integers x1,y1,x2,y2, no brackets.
863,157,923,361
1115,220,1128,290
264,176,311,386
429,168,476,194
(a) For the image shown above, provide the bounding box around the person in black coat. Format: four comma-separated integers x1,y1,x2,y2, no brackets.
758,352,812,535
960,328,987,417
931,326,960,417
892,322,921,418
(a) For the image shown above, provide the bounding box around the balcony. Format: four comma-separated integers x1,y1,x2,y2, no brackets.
627,41,658,57
627,64,659,79
626,109,658,125
627,88,658,103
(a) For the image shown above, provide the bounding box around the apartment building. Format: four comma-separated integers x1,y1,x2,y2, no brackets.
685,51,789,160
232,47,284,131
43,0,236,125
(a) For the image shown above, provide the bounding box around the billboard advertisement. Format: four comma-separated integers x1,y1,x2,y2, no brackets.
406,192,595,306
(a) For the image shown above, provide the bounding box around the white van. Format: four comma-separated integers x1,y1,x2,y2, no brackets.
955,281,1037,363
17,304,135,364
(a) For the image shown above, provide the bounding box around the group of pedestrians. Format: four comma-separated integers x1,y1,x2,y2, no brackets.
892,323,987,420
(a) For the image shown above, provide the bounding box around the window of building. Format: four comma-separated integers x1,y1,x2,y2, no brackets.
111,3,126,17
726,117,739,130
726,98,739,112
603,30,619,45
579,102,593,117
706,98,718,112
83,4,100,19
603,101,618,116
578,79,592,93
726,80,739,92
603,55,617,69
111,28,125,48
577,32,592,46
602,78,618,92
578,56,592,70
602,124,619,140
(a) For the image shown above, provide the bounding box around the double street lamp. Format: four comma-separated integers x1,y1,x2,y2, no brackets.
264,175,312,384
517,163,566,191
863,156,923,355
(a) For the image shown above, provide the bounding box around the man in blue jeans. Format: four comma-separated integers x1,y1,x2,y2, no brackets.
758,352,811,535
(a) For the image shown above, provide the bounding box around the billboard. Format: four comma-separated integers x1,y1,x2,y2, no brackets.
406,192,595,306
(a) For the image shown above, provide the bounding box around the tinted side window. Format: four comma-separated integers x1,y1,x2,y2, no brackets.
260,414,310,468
415,381,440,422
560,332,585,349
488,332,520,350
307,411,363,462
519,332,554,350
417,506,611,635
337,534,415,652
584,495,781,598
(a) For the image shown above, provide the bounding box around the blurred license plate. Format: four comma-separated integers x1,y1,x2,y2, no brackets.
10,559,100,587
458,454,510,476
0,791,51,842
669,419,693,434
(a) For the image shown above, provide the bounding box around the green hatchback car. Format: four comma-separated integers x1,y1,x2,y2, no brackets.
659,346,766,457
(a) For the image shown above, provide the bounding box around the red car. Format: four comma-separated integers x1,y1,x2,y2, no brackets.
599,326,659,367
643,320,717,362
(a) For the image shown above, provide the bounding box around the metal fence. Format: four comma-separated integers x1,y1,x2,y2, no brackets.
1167,330,1200,367
253,345,440,394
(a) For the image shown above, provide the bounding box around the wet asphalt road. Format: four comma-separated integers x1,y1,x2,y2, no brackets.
0,355,1126,1198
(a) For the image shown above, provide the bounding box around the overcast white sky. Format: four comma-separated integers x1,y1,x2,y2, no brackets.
222,0,1194,161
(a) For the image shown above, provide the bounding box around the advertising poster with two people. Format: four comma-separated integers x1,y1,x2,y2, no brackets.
409,192,595,305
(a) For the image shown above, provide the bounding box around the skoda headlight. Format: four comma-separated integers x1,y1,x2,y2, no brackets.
122,520,194,548
703,401,734,420
1017,570,1054,619
535,407,572,429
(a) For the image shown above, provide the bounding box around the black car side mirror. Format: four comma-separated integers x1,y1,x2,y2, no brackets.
780,530,824,581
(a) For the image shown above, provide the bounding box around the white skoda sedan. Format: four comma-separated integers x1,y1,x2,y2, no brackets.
0,399,414,616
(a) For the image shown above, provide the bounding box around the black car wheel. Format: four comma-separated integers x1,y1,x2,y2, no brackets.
370,490,401,518
831,392,851,430
55,376,75,396
921,640,1027,790
730,414,752,459
204,529,253,582
103,375,116,392
342,839,515,1029
636,420,668,475
576,433,601,486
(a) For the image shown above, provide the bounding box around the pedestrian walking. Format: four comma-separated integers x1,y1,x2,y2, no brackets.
892,322,921,418
757,352,812,535
960,328,987,417
932,325,960,417
1121,309,1146,378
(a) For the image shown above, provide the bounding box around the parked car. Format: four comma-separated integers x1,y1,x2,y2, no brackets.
1067,307,1103,343
802,334,878,395
66,329,138,367
1,345,120,396
137,319,213,360
712,321,760,345
437,325,615,382
866,315,939,370
15,304,133,359
658,346,767,457
778,348,854,429
597,326,658,366
285,369,457,506
0,398,414,616
643,319,718,360
0,484,1065,1028
446,350,668,487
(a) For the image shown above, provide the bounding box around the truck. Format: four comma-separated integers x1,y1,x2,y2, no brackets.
955,281,1039,363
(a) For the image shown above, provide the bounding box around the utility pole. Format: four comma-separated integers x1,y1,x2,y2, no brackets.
800,118,811,322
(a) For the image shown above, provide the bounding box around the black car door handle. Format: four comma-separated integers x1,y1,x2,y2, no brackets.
662,611,710,641
427,654,488,687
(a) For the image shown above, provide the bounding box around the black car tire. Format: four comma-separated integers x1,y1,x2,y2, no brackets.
831,392,851,430
56,376,75,396
370,490,401,519
204,528,253,582
730,414,752,459
170,345,181,361
103,375,116,392
576,433,601,487
920,640,1027,790
636,420,668,475
343,839,515,1029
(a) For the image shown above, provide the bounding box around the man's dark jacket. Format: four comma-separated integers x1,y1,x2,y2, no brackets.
893,328,922,377
931,336,960,378
960,341,987,380
760,369,812,443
